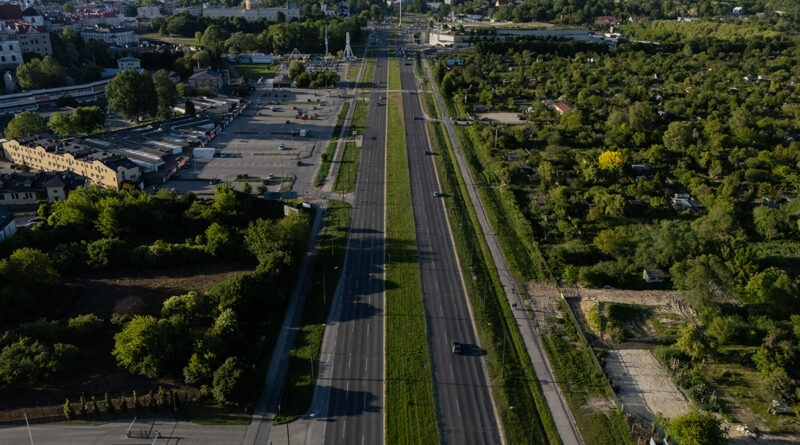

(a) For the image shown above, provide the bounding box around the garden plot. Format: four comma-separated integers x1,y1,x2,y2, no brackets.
604,349,689,422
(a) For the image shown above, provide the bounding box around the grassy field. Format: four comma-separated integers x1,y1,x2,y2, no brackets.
233,64,278,80
314,102,350,187
425,119,560,445
273,201,352,424
385,93,440,445
333,100,367,194
138,33,201,46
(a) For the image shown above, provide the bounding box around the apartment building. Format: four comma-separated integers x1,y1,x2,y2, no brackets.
81,25,138,46
8,22,52,57
0,33,22,66
117,56,140,70
3,137,141,189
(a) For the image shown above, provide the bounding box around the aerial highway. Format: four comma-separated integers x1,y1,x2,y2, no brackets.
397,42,504,444
316,28,389,445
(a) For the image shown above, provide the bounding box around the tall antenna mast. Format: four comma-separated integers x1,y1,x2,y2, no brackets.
343,32,355,61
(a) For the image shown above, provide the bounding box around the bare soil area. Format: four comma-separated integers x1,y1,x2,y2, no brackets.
604,349,689,422
68,263,254,317
576,287,695,321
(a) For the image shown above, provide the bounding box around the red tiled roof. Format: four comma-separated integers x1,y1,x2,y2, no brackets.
0,4,23,19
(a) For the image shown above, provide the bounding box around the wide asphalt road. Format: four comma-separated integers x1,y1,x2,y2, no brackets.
321,29,388,445
398,51,502,443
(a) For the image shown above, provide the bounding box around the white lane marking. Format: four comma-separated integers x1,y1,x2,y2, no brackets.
346,381,351,398
456,400,462,418
440,304,444,317
450,363,455,379
348,355,352,369
363,392,367,411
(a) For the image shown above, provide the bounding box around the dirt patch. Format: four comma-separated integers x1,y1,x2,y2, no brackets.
577,287,693,319
582,394,615,412
604,349,689,422
478,112,527,124
68,263,254,317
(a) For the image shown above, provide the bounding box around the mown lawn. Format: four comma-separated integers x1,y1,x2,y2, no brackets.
233,64,278,80
385,93,440,445
333,100,367,194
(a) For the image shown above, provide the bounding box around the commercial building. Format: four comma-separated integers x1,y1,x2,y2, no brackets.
0,170,85,203
81,25,138,46
136,6,163,19
0,79,109,115
2,137,142,189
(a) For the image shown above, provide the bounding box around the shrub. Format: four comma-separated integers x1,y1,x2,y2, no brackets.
212,357,251,406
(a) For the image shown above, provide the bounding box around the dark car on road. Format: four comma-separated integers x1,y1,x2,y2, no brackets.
451,340,462,354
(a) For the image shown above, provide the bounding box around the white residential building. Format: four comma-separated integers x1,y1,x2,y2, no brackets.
117,56,141,70
0,34,23,66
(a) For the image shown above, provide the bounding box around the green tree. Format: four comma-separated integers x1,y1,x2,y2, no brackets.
112,315,189,378
64,398,75,420
48,112,73,137
744,267,799,310
185,99,196,115
158,386,169,409
106,70,158,121
91,396,101,418
205,223,234,257
288,60,305,79
119,393,128,413
662,121,694,154
16,56,65,89
79,395,87,419
132,390,141,411
675,323,711,361
104,392,115,414
200,25,228,56
212,357,250,406
70,106,106,134
4,111,46,139
153,69,178,119
667,411,727,445
241,182,252,194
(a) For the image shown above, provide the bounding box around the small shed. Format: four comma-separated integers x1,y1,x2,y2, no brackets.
643,269,665,283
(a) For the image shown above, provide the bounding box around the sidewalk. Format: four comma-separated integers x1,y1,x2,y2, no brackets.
240,203,326,445
423,58,583,445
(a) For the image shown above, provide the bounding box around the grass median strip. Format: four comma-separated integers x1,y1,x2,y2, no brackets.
333,100,367,194
426,120,560,445
314,102,350,187
360,50,376,90
273,200,352,424
385,93,440,445
388,54,402,91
